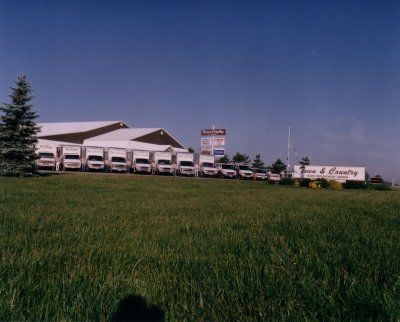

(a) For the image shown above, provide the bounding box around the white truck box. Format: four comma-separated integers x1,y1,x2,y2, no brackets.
61,145,82,170
199,155,217,177
132,150,151,173
36,143,57,170
108,147,128,173
176,152,195,176
85,146,105,171
153,151,173,174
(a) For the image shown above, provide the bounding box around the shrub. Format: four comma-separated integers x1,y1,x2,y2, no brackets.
279,178,294,185
344,181,367,189
309,181,319,189
367,183,391,191
328,180,343,190
294,179,301,187
300,179,311,187
316,178,329,188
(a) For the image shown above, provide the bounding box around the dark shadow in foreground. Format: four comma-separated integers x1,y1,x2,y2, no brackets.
110,295,164,322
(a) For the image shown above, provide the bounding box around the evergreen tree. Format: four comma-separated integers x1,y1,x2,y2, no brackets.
299,156,310,166
0,75,40,176
217,154,230,163
251,153,265,169
232,152,250,163
271,158,287,174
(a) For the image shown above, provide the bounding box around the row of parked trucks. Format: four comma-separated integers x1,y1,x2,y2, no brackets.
36,143,281,180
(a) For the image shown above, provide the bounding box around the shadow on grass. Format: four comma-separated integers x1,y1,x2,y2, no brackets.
110,295,164,322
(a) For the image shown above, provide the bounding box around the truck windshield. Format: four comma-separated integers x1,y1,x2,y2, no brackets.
39,152,54,159
222,164,235,170
256,169,267,173
239,165,251,171
65,154,80,160
180,161,194,167
88,155,103,161
111,157,125,163
136,158,149,164
158,160,171,165
202,162,215,168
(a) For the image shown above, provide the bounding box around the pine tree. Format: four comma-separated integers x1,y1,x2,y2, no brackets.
217,154,230,163
299,156,310,166
251,153,265,169
232,152,250,164
0,75,40,176
271,158,287,174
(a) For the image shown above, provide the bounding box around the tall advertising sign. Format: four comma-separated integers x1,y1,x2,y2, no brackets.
200,128,226,158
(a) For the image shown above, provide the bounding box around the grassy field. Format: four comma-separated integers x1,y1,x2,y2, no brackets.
0,174,399,320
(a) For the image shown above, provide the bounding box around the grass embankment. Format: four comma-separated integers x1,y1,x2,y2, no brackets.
0,175,399,320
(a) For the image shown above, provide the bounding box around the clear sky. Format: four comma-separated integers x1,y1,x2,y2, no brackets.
1,0,399,179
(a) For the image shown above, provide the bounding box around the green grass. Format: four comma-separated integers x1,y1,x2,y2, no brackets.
1,175,399,320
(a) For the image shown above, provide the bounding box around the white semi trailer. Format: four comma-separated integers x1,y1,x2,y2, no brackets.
36,142,57,170
85,146,105,171
153,151,173,175
61,145,82,171
199,155,218,177
175,152,195,176
132,150,151,173
108,148,128,173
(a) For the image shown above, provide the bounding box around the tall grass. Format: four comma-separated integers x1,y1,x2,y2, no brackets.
0,175,399,320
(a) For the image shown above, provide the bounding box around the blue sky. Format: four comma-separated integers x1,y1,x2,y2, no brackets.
1,0,399,179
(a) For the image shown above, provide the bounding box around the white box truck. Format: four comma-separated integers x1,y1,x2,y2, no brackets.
108,148,128,173
153,151,173,175
132,150,151,173
36,142,57,170
175,152,195,176
217,163,237,178
199,155,218,177
85,146,105,171
61,145,82,171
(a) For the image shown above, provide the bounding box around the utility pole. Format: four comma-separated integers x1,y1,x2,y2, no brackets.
287,123,291,177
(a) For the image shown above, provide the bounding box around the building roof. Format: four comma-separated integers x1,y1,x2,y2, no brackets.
86,128,186,149
38,121,130,136
87,128,160,141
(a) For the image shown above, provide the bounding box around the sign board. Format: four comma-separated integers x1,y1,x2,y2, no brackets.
201,129,226,136
293,165,366,182
201,137,212,146
369,177,383,184
213,149,225,156
213,137,225,147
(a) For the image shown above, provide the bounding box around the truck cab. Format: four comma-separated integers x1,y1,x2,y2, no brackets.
254,168,268,181
153,151,173,175
132,150,151,173
218,163,237,178
36,143,57,170
108,148,128,173
237,164,253,179
175,152,195,176
267,172,281,183
61,145,82,171
85,147,105,171
199,155,218,177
